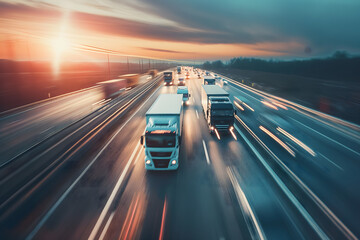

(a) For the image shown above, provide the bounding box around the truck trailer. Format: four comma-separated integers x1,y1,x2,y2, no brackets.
203,76,215,85
201,85,235,135
140,94,183,170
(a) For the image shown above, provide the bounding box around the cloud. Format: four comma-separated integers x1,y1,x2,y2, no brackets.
1,0,360,57
138,47,194,54
136,0,360,54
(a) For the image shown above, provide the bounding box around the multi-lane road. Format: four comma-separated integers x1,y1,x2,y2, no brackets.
0,69,359,240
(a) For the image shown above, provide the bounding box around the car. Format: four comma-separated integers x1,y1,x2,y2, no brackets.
178,77,185,86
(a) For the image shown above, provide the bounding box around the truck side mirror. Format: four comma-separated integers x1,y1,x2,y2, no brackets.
140,136,144,145
178,136,182,145
189,94,191,97
234,110,237,115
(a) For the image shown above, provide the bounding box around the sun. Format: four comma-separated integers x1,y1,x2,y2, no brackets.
52,11,71,76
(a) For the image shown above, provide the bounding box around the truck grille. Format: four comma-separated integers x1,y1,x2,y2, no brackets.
150,152,172,157
153,159,170,168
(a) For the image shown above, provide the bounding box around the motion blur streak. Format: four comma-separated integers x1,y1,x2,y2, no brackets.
159,197,167,240
261,101,278,110
122,195,141,240
214,128,221,140
234,101,245,111
233,124,330,240
227,167,265,240
242,102,255,111
259,125,296,157
277,127,316,156
88,143,141,240
272,101,288,110
230,128,237,140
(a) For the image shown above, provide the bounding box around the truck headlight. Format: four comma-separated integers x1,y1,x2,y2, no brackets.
171,160,177,165
186,100,190,105
146,160,151,165
230,126,234,130
210,126,214,130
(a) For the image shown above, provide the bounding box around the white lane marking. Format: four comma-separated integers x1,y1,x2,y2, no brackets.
318,153,343,171
290,117,360,157
26,84,161,240
202,140,210,165
134,145,144,166
227,167,266,240
98,212,115,240
195,110,199,119
88,143,141,240
234,118,357,239
233,124,329,240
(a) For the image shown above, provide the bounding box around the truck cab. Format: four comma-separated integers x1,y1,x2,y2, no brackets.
177,86,191,105
201,85,235,135
163,71,174,86
207,97,235,132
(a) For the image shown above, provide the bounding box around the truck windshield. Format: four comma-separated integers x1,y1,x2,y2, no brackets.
211,109,233,116
146,133,176,147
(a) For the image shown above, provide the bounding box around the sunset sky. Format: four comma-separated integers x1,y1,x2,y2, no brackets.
1,0,360,62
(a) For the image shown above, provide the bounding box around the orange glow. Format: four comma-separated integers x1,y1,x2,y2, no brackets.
261,100,278,110
214,128,221,140
230,128,237,140
234,101,245,111
272,101,288,110
277,127,316,156
259,125,295,157
150,130,172,134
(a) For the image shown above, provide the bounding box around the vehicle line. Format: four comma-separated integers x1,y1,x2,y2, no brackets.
233,124,329,240
88,142,141,240
98,212,115,240
195,110,199,119
202,140,211,165
235,117,356,239
159,197,167,240
290,117,360,157
26,83,162,240
227,167,266,240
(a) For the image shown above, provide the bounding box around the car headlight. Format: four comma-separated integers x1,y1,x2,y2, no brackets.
171,160,177,165
230,126,234,130
146,160,151,165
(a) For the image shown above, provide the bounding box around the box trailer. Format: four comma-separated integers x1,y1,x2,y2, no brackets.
201,85,235,134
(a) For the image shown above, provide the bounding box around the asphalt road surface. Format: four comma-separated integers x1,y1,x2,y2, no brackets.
0,69,359,240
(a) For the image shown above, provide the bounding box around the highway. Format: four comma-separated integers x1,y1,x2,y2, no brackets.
0,69,359,240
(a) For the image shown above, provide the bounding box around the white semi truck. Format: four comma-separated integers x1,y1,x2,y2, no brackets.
201,85,235,135
140,94,183,170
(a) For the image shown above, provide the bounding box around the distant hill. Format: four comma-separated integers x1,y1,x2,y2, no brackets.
203,51,360,82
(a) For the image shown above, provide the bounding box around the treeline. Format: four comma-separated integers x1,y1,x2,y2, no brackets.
203,51,360,82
